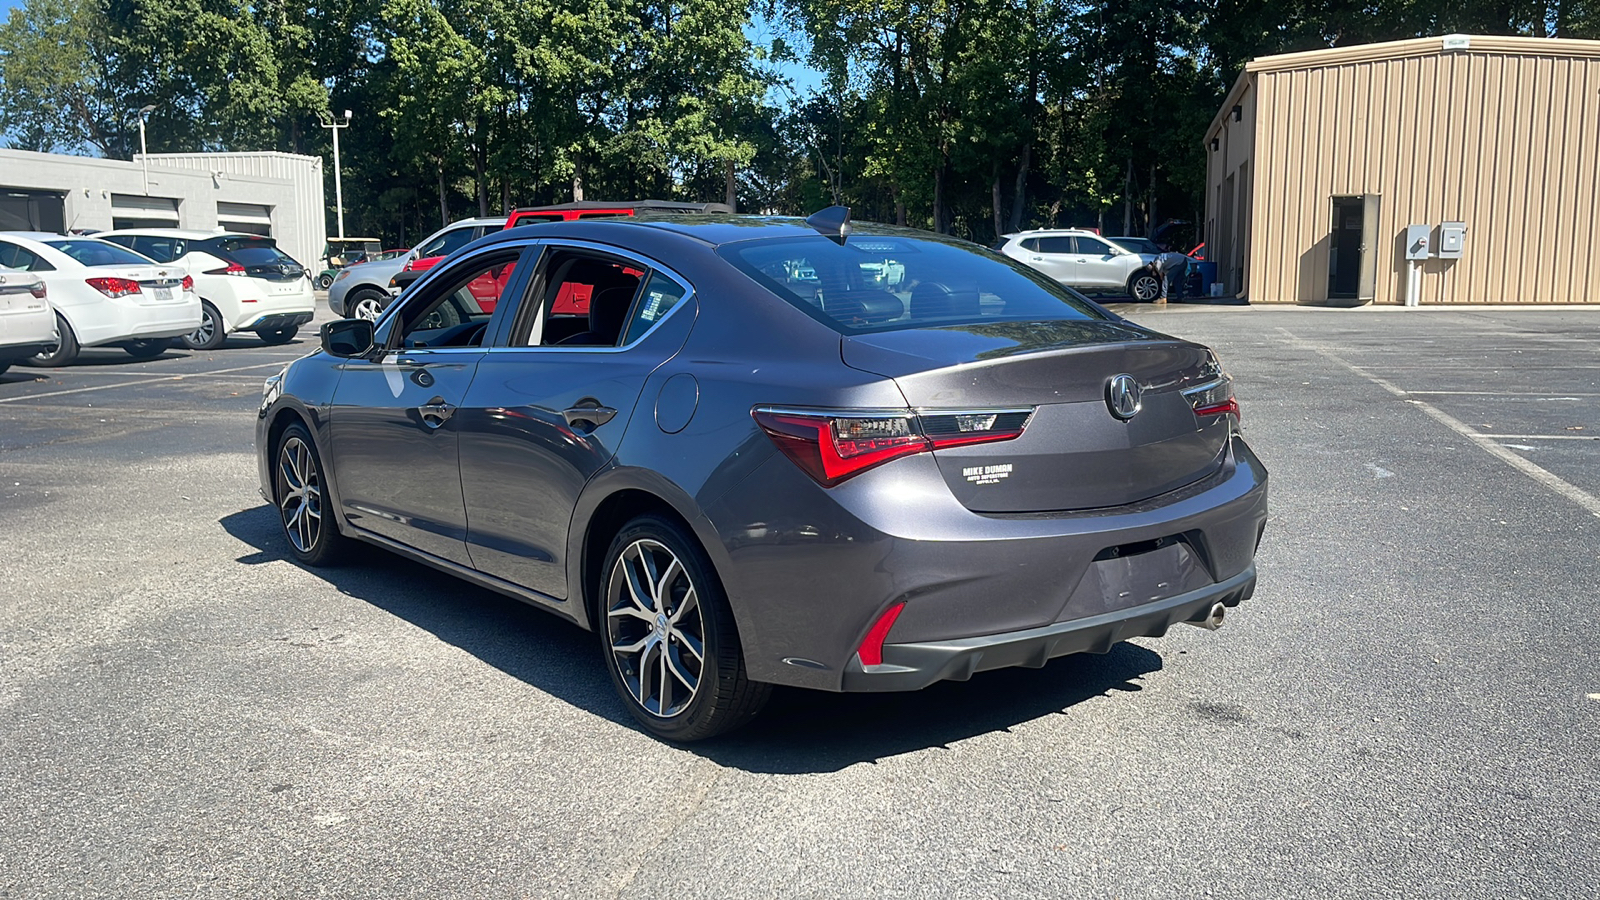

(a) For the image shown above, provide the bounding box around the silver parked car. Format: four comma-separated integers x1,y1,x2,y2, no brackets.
258,210,1268,741
328,217,506,319
997,229,1162,301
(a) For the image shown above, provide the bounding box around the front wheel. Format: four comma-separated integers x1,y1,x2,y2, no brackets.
349,291,386,321
1128,270,1162,302
257,327,298,345
30,314,79,367
274,422,350,566
180,303,227,350
599,515,770,741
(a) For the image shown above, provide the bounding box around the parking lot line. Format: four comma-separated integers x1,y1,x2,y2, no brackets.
0,361,286,405
1479,434,1598,440
1277,327,1600,519
1403,390,1600,397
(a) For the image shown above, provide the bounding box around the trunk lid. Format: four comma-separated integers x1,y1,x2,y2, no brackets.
85,264,190,305
842,320,1230,513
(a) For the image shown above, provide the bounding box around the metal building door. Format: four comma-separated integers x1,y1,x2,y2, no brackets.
1328,194,1380,305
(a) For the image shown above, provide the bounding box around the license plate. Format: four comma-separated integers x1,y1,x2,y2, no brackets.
153,286,173,301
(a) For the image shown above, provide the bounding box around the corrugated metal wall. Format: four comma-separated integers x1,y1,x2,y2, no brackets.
1226,38,1600,304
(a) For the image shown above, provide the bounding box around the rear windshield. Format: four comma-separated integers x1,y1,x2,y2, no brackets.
720,234,1109,333
44,239,152,267
210,237,298,267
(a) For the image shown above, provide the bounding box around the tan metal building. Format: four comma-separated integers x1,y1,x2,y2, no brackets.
1204,34,1600,305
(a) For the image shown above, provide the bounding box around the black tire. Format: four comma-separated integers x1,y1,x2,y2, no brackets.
123,339,169,359
417,301,461,330
598,514,770,741
257,327,298,345
1127,270,1162,302
180,302,227,350
348,290,387,321
317,273,335,290
273,421,350,566
29,314,79,367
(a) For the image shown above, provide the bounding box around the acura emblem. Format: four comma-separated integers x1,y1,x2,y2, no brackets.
1106,374,1142,420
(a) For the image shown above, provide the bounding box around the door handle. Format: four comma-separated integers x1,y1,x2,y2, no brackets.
562,403,617,428
1031,256,1044,261
418,397,456,429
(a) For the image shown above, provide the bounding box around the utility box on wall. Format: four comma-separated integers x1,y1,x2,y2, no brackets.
1404,224,1431,260
1436,222,1467,259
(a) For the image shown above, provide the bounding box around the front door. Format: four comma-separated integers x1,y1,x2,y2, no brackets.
458,248,696,598
327,246,532,564
1328,195,1380,302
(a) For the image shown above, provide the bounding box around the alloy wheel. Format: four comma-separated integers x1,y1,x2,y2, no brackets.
276,435,324,553
606,538,705,719
1131,274,1161,302
352,295,384,321
186,314,216,347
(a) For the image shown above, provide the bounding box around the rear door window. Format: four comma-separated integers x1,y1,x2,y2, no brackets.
0,241,50,271
1035,236,1075,254
132,236,185,263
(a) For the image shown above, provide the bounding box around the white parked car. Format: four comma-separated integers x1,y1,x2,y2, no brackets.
100,229,315,349
0,233,201,366
995,229,1163,301
0,267,56,377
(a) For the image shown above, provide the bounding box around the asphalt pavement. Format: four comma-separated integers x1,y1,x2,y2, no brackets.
1,303,1596,899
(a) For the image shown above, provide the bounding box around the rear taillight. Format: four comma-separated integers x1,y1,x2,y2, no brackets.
753,406,1032,487
29,282,46,300
1184,377,1241,424
181,275,194,292
85,277,142,298
204,263,247,276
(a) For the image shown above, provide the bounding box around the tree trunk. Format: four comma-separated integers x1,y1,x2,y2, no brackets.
475,125,488,218
1147,164,1158,239
991,168,1003,240
572,156,584,202
1122,158,1133,236
1008,140,1032,233
724,158,737,211
437,161,449,227
896,199,907,227
933,161,947,234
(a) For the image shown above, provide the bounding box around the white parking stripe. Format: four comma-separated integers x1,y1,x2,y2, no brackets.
0,361,286,405
1479,434,1598,440
1404,390,1600,397
1277,328,1600,519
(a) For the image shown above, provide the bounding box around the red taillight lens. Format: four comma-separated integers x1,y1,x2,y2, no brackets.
1193,398,1240,421
204,263,247,276
752,407,1030,487
1185,374,1241,425
181,275,194,292
85,277,142,297
29,282,46,300
857,602,906,667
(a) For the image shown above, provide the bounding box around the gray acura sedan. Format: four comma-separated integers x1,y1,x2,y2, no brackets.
256,210,1268,741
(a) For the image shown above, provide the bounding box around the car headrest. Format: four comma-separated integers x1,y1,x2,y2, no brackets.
588,285,636,341
909,281,981,320
822,290,903,325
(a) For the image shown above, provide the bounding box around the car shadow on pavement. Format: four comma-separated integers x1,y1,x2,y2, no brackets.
222,504,1165,774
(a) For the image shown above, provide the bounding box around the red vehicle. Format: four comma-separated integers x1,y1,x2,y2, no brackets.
391,202,731,313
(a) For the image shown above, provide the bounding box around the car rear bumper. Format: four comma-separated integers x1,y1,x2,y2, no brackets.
840,566,1255,691
0,341,56,362
241,312,313,332
703,436,1268,691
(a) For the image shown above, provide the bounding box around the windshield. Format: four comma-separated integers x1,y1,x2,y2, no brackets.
213,237,299,267
44,239,153,267
1110,237,1161,255
720,233,1109,334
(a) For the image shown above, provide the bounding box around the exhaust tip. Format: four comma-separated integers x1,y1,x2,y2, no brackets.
1187,602,1226,631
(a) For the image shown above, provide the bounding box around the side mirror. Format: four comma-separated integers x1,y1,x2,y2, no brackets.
321,318,375,358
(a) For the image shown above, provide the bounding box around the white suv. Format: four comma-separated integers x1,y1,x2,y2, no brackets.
101,229,316,348
996,229,1162,301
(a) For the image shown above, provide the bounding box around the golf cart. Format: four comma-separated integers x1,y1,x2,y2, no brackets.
314,237,383,290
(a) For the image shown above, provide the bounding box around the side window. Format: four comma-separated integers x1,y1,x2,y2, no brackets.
515,249,644,348
393,251,521,350
621,272,688,344
419,227,474,259
1020,238,1039,252
132,236,183,263
0,242,48,271
1077,237,1113,256
1036,236,1075,254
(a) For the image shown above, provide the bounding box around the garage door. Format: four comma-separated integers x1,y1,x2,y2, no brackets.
217,201,272,236
111,194,180,229
0,189,66,232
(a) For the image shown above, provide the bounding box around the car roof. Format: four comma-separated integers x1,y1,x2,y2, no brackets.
100,228,260,241
493,214,967,250
1008,228,1105,238
0,231,75,243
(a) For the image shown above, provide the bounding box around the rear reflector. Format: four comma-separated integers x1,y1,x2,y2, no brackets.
857,602,906,667
753,406,1032,487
